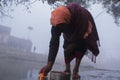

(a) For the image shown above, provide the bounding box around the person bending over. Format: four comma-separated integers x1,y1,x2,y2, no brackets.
40,3,100,80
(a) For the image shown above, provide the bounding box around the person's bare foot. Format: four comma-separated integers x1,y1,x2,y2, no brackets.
72,73,81,80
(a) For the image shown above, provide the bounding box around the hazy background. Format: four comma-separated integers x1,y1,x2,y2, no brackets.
0,1,120,71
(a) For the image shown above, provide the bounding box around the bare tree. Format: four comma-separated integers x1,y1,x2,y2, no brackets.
0,0,39,17
0,0,120,26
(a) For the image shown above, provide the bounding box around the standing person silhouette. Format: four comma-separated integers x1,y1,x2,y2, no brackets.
39,3,99,80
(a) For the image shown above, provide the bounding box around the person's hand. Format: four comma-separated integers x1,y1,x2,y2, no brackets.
84,32,89,39
39,65,50,76
84,21,93,39
39,62,53,76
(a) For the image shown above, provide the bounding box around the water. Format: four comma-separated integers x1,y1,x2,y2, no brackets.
24,65,120,80
0,56,120,80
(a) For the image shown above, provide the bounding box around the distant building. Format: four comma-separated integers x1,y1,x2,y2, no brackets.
7,36,32,52
0,25,32,52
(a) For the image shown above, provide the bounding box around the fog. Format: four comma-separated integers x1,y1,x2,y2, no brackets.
0,0,120,76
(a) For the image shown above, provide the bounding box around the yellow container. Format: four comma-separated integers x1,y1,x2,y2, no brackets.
39,73,48,80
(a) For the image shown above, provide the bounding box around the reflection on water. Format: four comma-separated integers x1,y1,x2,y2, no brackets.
0,56,63,80
26,69,38,80
25,63,64,80
1,57,120,80
0,56,45,80
15,64,120,80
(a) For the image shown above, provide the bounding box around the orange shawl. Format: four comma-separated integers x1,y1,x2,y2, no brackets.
50,6,71,26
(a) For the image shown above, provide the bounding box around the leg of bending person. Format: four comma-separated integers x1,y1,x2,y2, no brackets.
64,55,75,75
72,51,85,80
63,42,77,74
64,49,75,75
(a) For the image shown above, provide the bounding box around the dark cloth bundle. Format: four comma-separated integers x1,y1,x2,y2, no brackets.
65,3,100,57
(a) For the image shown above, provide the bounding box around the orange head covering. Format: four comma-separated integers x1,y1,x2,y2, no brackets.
50,6,71,26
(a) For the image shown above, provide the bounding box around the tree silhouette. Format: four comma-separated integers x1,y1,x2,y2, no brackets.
0,0,120,26
101,0,120,26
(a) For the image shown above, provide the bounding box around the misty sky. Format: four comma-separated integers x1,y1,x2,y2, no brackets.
0,1,120,70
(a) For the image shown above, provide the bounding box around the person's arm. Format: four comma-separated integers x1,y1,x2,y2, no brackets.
48,26,62,64
39,26,62,75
